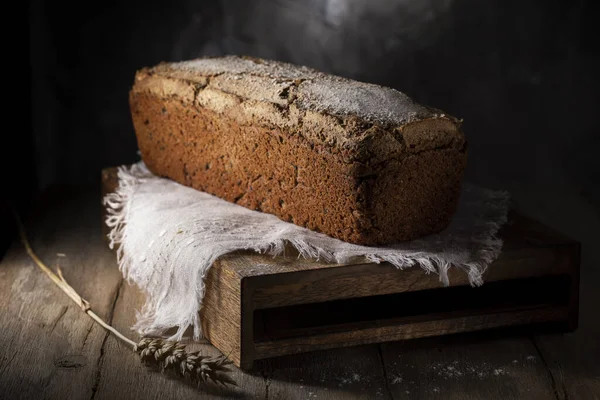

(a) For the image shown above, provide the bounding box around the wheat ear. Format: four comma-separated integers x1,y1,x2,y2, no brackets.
14,212,236,388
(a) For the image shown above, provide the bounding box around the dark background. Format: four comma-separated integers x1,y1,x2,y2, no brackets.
5,0,600,250
28,0,600,198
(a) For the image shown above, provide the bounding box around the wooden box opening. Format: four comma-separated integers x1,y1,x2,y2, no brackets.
254,275,571,343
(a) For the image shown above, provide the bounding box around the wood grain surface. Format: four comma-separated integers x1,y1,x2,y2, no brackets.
0,186,597,399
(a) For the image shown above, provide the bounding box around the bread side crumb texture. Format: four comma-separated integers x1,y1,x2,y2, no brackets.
130,56,467,245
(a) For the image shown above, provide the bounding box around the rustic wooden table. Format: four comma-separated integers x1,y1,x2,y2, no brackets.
1,187,598,399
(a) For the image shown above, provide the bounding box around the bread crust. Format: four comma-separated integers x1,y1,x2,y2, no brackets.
130,56,467,245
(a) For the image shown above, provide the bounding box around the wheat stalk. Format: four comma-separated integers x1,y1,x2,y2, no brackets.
14,213,236,388
135,338,236,387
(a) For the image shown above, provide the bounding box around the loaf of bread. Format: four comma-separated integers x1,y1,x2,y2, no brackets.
129,56,467,245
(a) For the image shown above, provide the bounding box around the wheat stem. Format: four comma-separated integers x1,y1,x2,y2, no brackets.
13,211,236,387
14,212,137,348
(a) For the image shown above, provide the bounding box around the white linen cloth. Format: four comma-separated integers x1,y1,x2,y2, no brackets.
104,162,509,340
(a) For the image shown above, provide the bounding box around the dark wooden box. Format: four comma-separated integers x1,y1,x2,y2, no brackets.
102,168,580,369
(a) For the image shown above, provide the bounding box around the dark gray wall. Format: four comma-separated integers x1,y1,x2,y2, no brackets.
30,0,599,207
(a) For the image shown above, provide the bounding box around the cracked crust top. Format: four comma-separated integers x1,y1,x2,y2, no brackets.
132,55,465,162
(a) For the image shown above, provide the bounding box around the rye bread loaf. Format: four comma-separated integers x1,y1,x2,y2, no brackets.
129,56,467,245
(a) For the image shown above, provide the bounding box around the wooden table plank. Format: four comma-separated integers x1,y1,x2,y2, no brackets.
92,272,268,399
261,345,392,399
510,185,600,400
0,188,123,400
530,222,600,399
532,334,600,400
380,335,557,399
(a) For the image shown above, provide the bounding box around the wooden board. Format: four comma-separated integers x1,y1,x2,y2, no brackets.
0,188,123,399
101,167,580,370
0,185,596,399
